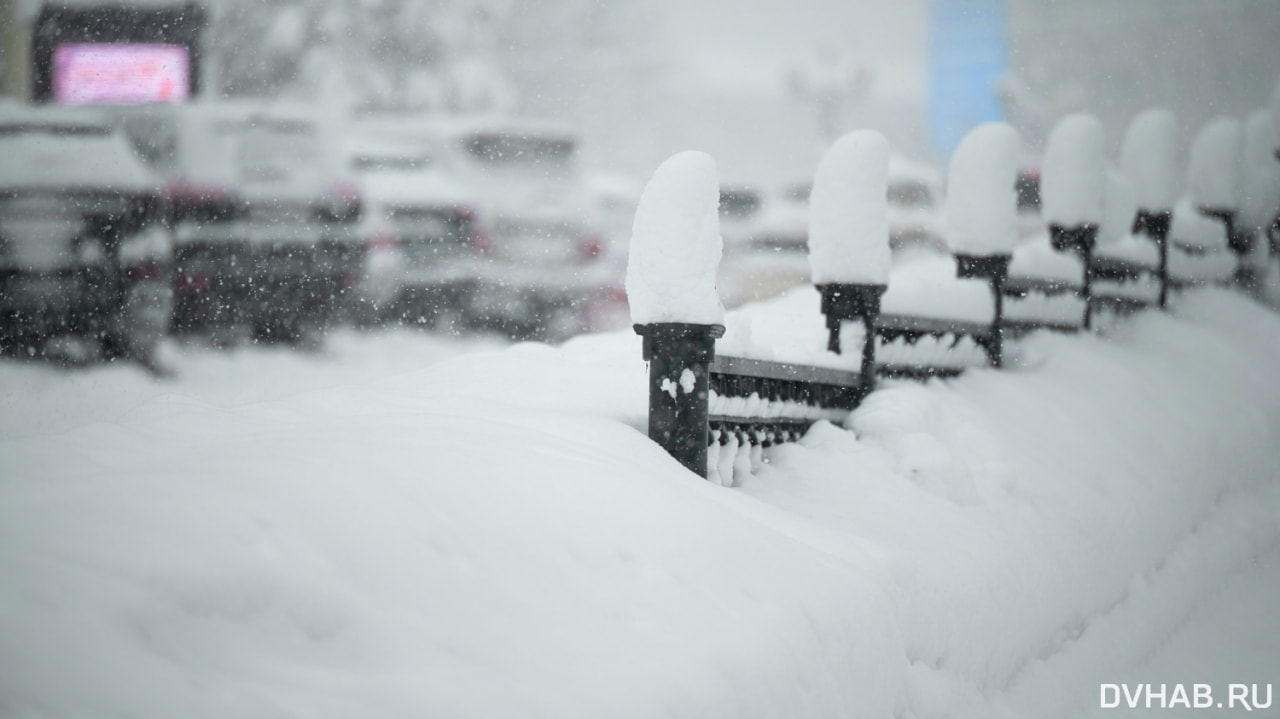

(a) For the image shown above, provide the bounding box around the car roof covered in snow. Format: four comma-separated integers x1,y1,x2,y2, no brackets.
0,104,159,193
353,112,579,145
0,101,116,134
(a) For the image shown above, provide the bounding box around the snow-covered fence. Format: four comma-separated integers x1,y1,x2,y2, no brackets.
629,106,1280,479
943,122,1020,366
1122,108,1178,308
1042,114,1106,329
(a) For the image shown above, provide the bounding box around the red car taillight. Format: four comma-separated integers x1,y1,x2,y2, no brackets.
470,228,492,255
366,231,399,252
127,260,166,282
578,234,604,260
177,273,211,295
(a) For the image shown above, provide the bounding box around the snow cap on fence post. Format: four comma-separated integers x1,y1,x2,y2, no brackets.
1042,113,1105,330
1098,171,1138,248
1042,113,1106,228
625,150,725,326
1241,110,1280,233
807,129,891,285
1187,116,1244,213
1120,108,1179,214
944,122,1021,257
943,122,1020,368
1271,80,1280,157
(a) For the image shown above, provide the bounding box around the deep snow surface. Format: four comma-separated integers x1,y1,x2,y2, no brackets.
2,290,1279,718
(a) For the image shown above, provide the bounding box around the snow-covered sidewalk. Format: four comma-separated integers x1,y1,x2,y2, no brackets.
1,289,1278,718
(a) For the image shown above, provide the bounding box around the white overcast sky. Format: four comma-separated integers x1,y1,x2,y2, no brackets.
653,0,929,101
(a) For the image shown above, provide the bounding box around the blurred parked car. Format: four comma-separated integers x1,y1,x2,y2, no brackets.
1015,163,1045,240
717,157,947,307
343,133,481,328
885,156,946,254
0,103,172,367
112,101,367,343
718,181,808,308
353,113,619,340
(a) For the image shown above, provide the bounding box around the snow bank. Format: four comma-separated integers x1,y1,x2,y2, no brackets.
4,290,1280,717
1098,171,1138,247
1240,109,1280,232
944,123,1021,257
1041,113,1106,227
1187,116,1243,211
807,130,891,285
1119,108,1179,213
625,151,725,326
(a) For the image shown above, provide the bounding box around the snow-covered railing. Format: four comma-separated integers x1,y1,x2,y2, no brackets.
628,106,1280,479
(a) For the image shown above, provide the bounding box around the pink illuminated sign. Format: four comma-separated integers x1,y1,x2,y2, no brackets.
53,43,190,106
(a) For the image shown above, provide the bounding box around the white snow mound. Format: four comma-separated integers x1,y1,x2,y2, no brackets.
1187,116,1243,212
1120,108,1179,213
1241,109,1280,232
1042,113,1106,227
808,130,891,285
944,122,1021,257
626,150,725,326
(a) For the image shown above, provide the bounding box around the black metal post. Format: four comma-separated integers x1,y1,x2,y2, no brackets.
1050,224,1099,329
1200,208,1258,293
954,254,1011,367
634,322,725,478
816,283,886,398
1134,211,1172,309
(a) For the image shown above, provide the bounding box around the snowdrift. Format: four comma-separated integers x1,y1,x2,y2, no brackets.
1,289,1279,718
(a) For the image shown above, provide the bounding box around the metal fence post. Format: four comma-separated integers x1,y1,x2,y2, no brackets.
816,283,886,398
954,253,1011,367
1050,224,1099,329
634,322,725,478
1134,210,1172,309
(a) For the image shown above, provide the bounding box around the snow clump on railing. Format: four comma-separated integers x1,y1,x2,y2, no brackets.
943,122,1021,257
1042,113,1107,227
1121,108,1179,214
807,129,891,285
1187,116,1244,213
625,150,725,326
1241,110,1280,233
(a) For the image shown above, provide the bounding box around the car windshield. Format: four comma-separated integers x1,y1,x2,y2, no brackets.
1016,172,1042,211
887,180,934,208
224,119,323,183
781,183,811,203
463,133,575,174
720,188,762,220
352,154,433,173
118,114,178,170
0,123,112,137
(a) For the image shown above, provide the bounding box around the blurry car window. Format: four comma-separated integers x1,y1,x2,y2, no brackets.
352,154,433,172
1016,171,1041,211
719,188,762,220
464,133,574,174
228,121,322,183
886,180,934,208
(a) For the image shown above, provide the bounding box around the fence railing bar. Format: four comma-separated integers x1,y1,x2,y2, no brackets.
876,364,968,380
875,313,994,340
710,354,862,388
1004,278,1085,297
